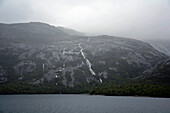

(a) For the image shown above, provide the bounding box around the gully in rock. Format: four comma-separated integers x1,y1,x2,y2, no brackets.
78,37,96,76
77,37,103,83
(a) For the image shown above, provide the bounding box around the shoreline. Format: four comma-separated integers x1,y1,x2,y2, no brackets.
0,93,169,98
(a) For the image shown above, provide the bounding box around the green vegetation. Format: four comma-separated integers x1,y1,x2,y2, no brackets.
1,81,170,98
89,83,170,97
0,82,89,94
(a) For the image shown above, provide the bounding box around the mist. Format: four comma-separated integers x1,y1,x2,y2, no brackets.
0,0,170,40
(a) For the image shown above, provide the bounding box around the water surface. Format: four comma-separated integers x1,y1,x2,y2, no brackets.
0,95,170,113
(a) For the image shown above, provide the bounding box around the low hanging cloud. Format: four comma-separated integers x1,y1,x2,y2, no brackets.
0,0,170,40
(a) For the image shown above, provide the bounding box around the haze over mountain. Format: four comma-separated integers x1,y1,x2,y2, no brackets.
145,39,170,56
0,0,170,40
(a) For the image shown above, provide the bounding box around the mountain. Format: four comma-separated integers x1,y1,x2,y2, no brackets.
145,39,170,56
141,59,170,84
0,22,169,94
57,26,86,36
0,22,80,43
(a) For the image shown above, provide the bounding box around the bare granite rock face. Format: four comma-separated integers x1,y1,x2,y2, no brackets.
0,22,169,87
14,61,36,76
0,66,8,83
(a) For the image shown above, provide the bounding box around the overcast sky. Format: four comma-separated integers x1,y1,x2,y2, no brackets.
0,0,170,40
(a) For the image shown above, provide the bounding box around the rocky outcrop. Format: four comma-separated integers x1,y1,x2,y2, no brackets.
0,66,8,83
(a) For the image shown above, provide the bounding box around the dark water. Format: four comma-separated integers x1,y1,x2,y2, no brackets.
0,95,170,113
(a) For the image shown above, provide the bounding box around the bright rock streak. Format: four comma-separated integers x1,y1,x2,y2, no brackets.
99,78,103,83
78,37,96,76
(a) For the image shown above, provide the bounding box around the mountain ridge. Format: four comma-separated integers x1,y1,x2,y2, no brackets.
0,22,169,96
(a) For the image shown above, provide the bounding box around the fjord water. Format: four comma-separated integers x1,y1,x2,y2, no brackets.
0,95,170,113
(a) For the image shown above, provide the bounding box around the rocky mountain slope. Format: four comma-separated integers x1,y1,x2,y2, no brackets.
141,59,170,84
57,26,85,36
145,39,170,56
0,22,169,90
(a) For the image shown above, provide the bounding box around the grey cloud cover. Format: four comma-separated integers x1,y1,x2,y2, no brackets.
0,0,170,40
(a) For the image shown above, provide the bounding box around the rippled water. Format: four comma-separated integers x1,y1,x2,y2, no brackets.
0,95,170,113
